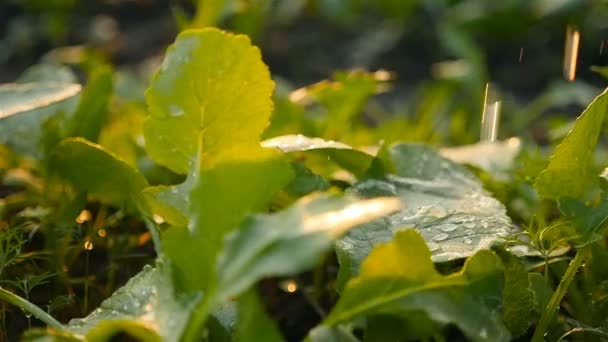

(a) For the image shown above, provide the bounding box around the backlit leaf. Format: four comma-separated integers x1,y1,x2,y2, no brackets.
325,229,510,342
336,143,519,283
50,138,148,209
535,88,608,200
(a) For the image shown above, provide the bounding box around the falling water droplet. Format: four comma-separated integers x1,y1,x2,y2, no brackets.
563,25,580,82
480,83,501,142
432,233,449,242
518,47,524,63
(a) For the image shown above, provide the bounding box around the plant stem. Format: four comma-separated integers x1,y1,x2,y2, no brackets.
180,291,214,342
0,286,63,329
531,246,589,342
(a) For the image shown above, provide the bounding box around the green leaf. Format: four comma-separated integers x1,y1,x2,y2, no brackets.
65,262,197,342
262,134,375,178
558,195,608,243
0,82,81,120
235,290,283,342
17,64,78,84
163,150,292,292
535,88,608,200
85,320,163,342
307,326,360,342
144,28,294,294
50,137,148,209
216,194,401,301
68,66,113,142
439,138,522,181
325,229,510,342
364,314,439,341
144,28,274,175
492,246,534,337
285,162,330,197
528,272,552,314
591,65,608,79
336,143,519,283
297,70,382,139
0,82,81,156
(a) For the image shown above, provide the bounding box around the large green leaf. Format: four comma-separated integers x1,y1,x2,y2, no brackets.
0,82,81,156
216,194,400,301
535,88,608,200
65,262,196,342
0,82,81,120
336,143,519,282
50,138,148,209
439,137,522,180
144,28,274,175
144,28,293,295
324,229,510,342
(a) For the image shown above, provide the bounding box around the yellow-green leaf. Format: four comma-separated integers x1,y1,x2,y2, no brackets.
535,88,608,200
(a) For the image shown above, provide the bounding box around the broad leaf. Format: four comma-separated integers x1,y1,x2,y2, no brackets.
336,143,519,282
493,246,534,337
144,28,293,294
0,82,81,120
535,88,608,200
162,151,292,292
216,194,400,301
144,28,274,175
50,138,148,209
558,195,608,243
0,82,80,156
439,137,522,180
262,134,375,178
324,229,510,342
66,262,196,342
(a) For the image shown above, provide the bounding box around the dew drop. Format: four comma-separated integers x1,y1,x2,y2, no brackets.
427,242,441,252
169,104,184,117
428,205,447,218
432,233,449,242
440,224,458,232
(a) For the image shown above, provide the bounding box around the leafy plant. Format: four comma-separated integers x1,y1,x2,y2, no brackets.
1,16,608,342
